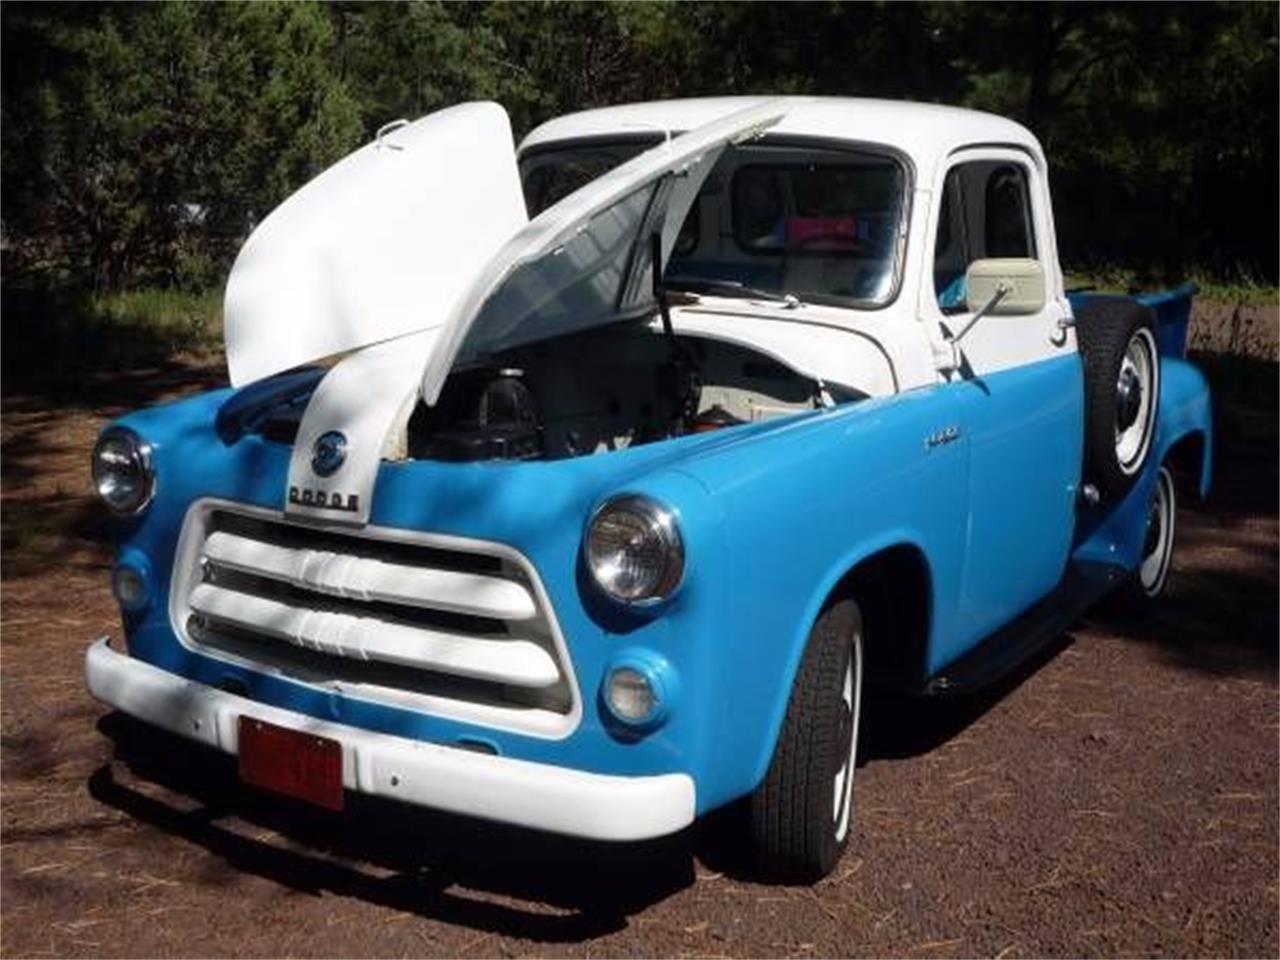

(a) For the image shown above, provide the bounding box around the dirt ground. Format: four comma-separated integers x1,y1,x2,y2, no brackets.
1187,299,1279,361
1,344,1276,959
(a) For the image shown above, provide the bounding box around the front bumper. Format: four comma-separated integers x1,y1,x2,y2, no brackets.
85,638,696,841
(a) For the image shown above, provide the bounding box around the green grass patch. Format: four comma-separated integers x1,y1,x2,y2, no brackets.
84,288,223,354
1064,269,1278,306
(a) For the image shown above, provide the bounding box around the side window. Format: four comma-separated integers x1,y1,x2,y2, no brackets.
984,165,1035,258
933,159,1038,312
933,168,969,311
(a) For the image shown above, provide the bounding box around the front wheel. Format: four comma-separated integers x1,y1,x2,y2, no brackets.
748,598,863,881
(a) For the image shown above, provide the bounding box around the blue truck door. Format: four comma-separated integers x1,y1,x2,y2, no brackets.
924,148,1084,661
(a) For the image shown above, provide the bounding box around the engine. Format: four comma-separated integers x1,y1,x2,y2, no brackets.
404,324,858,463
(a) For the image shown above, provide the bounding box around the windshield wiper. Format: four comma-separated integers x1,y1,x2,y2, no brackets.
666,276,802,309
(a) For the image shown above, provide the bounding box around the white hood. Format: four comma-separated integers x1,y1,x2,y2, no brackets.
224,98,789,395
225,99,792,525
223,102,528,387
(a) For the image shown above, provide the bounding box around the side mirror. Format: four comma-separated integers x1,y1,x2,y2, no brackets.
964,258,1046,315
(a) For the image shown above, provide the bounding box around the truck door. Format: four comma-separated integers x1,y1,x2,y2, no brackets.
924,147,1083,655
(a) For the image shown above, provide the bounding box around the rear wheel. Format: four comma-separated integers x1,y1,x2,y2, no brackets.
749,598,863,881
1108,464,1178,617
1138,466,1177,597
1131,464,1178,603
1076,299,1161,500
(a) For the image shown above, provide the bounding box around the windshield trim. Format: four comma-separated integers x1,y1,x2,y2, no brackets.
518,132,917,313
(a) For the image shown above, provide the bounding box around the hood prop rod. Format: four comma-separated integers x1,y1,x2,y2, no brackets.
651,230,677,344
651,231,701,433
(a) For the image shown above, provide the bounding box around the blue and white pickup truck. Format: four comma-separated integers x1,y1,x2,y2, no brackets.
86,97,1212,880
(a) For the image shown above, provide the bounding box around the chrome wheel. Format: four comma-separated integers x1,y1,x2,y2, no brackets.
1139,466,1176,597
832,621,863,843
1115,328,1158,475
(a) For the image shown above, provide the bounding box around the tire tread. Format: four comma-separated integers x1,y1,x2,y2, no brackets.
749,599,858,881
1074,297,1160,499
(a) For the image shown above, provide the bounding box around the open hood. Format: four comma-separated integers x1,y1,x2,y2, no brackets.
223,102,528,387
419,98,791,404
232,99,791,526
223,98,789,396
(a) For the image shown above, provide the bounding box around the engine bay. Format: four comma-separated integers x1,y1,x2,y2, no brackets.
403,323,860,462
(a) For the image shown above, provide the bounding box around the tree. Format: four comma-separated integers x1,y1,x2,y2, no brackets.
2,1,1275,291
2,2,363,290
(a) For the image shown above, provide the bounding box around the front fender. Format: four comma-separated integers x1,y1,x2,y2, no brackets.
748,528,933,794
669,389,966,810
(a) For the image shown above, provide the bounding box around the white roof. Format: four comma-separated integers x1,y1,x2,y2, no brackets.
520,96,1043,183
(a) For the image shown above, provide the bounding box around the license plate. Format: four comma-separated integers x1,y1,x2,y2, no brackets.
237,717,343,811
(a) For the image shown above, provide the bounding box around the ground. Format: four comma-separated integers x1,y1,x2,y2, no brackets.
2,332,1276,958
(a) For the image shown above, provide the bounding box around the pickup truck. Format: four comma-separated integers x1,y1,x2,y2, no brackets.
86,97,1213,881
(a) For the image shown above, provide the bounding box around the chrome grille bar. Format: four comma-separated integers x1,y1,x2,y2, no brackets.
203,530,538,621
189,583,560,687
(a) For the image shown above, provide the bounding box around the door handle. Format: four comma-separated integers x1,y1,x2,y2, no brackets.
1050,314,1075,347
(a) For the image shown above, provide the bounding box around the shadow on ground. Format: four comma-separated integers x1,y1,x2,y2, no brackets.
82,629,1069,934
90,713,701,943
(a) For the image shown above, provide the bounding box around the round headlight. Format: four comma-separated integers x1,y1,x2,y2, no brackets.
92,427,155,515
586,495,684,604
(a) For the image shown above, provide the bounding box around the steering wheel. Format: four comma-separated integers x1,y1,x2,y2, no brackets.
789,230,863,254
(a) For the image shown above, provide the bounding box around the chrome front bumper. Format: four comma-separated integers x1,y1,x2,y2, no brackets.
85,638,695,841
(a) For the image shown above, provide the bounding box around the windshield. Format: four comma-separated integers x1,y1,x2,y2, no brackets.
519,138,908,309
521,136,662,216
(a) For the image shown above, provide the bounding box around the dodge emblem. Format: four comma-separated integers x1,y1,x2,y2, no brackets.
311,431,348,477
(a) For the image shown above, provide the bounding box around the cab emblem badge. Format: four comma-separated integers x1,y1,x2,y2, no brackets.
925,425,960,450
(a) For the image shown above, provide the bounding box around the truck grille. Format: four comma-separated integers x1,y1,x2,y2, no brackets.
169,500,580,738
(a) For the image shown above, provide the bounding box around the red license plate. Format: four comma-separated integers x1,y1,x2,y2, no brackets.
238,717,343,811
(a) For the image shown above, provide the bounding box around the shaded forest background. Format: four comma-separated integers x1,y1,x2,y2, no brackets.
1,0,1276,375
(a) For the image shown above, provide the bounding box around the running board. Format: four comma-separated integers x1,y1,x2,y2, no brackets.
923,561,1126,695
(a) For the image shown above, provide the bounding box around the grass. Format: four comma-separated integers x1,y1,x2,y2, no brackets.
85,288,223,355
1064,269,1278,306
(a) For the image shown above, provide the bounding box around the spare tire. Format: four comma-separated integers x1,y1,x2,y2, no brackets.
1074,298,1160,500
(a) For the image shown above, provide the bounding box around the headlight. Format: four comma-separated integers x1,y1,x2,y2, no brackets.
585,494,684,604
92,427,155,515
